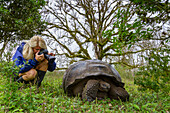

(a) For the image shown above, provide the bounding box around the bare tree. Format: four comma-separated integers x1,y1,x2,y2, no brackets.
0,40,8,58
42,0,169,69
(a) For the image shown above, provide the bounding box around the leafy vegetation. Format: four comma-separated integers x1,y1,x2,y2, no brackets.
0,0,46,42
130,0,169,24
102,7,153,54
135,44,170,93
0,61,169,112
0,0,47,58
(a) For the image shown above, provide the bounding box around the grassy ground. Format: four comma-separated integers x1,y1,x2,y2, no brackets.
0,70,169,113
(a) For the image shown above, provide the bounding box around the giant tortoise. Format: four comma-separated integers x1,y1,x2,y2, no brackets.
62,60,129,102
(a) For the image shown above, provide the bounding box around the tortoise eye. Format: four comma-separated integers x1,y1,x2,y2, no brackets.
100,84,107,88
102,84,106,87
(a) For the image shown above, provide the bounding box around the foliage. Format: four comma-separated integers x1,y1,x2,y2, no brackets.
102,0,169,53
130,0,169,24
114,64,134,81
0,0,46,43
0,61,169,112
134,44,170,93
102,7,153,54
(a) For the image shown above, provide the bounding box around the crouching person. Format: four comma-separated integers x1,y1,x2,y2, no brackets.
12,36,56,87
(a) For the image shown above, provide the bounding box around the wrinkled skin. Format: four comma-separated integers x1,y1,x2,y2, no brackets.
73,78,129,102
82,79,110,101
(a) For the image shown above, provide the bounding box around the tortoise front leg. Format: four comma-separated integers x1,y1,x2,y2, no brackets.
82,79,100,102
109,84,129,101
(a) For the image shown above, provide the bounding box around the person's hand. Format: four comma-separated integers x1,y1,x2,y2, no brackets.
35,52,45,62
48,53,55,56
19,73,23,77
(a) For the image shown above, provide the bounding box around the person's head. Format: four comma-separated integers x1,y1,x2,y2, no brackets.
23,36,47,60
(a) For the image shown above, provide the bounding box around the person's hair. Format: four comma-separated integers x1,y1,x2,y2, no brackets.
23,36,47,60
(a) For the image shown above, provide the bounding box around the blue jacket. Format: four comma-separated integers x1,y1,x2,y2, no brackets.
12,42,56,73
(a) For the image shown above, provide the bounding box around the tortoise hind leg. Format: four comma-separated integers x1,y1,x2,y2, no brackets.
109,84,129,101
82,79,100,102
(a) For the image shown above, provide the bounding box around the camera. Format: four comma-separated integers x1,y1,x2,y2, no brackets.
38,49,56,63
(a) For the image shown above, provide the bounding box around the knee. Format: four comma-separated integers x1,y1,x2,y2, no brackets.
22,69,37,81
29,69,37,78
25,69,37,80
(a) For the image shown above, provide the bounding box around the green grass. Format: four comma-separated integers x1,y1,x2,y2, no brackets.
0,70,169,113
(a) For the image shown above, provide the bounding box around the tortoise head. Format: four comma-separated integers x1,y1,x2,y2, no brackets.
99,80,110,92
